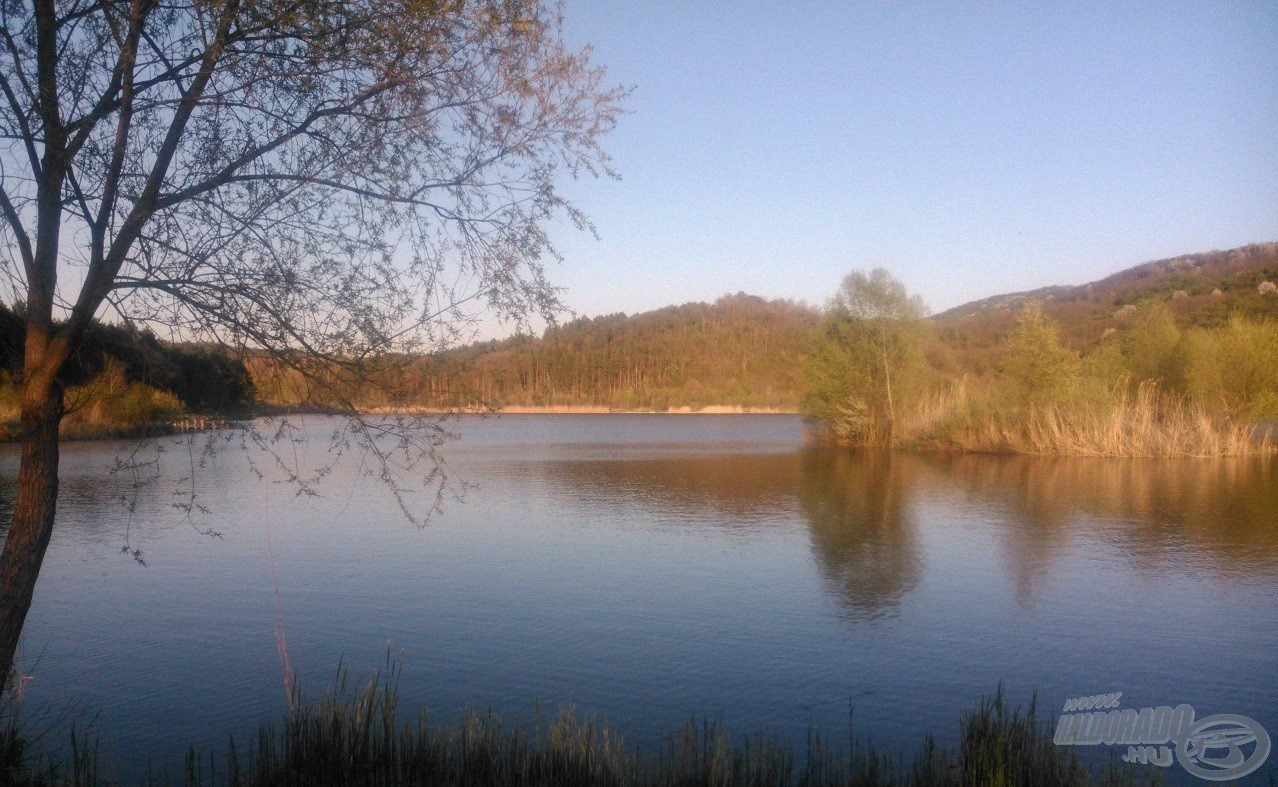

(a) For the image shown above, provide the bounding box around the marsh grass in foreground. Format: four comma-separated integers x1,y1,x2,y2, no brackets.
1,665,1163,786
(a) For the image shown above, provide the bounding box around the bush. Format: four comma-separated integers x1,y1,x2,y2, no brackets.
61,361,185,434
999,303,1081,407
0,302,253,415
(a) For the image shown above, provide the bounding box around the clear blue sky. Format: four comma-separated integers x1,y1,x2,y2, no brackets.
546,1,1277,319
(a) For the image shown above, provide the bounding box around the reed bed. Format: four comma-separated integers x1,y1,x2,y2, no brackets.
1,668,1162,786
913,382,1273,458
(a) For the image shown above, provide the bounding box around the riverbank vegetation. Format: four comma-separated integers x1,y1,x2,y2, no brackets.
1,672,1153,786
0,362,183,441
0,244,1272,448
0,304,252,440
802,266,1277,456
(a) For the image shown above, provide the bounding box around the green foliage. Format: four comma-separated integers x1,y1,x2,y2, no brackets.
1000,302,1083,407
1164,327,1223,404
805,256,1276,455
1160,315,1278,418
801,269,928,444
829,268,928,323
0,362,186,438
1213,315,1278,417
65,362,185,428
1115,302,1180,384
801,318,879,440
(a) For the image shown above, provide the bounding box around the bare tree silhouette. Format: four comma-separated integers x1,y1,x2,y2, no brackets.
0,0,623,685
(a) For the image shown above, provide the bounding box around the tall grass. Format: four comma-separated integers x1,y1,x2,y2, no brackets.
1,667,1162,786
911,380,1273,458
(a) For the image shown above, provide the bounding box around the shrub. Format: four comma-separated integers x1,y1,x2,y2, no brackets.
999,303,1081,407
63,361,185,432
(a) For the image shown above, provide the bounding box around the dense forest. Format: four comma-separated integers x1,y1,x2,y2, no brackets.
415,294,819,410
247,294,819,411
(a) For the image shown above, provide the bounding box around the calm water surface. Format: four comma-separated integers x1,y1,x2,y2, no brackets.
2,414,1276,778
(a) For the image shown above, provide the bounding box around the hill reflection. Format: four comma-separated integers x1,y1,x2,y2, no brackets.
4,435,1273,622
922,454,1278,595
525,447,1277,614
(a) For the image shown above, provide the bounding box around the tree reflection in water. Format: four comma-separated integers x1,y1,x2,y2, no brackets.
798,448,922,619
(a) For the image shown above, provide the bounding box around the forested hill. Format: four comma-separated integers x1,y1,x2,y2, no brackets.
937,243,1276,333
6,243,1267,418
929,242,1278,375
418,294,820,410
411,243,1275,411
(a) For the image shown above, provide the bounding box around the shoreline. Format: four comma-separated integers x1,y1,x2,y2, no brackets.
0,406,799,443
10,410,1272,456
424,404,797,415
264,404,801,416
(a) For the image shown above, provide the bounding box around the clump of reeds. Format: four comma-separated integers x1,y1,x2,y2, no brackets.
914,381,1273,458
2,664,1166,786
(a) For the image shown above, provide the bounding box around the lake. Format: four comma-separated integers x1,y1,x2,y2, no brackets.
3,414,1276,779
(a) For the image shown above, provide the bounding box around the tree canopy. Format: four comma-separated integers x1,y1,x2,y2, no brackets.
0,0,623,687
802,269,929,444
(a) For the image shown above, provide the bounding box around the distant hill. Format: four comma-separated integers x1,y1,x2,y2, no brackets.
926,243,1278,376
255,243,1277,412
937,242,1277,335
418,294,819,410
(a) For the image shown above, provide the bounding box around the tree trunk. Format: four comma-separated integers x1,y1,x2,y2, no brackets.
0,381,63,688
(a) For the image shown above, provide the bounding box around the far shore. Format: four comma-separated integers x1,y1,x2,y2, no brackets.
359,404,799,415
0,406,799,443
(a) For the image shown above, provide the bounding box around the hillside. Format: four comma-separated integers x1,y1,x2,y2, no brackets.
936,243,1277,329
0,242,1265,423
402,243,1276,411
928,242,1278,376
413,294,820,411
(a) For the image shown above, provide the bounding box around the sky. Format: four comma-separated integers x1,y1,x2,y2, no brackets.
543,1,1278,320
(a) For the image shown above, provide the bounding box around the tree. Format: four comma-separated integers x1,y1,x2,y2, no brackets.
801,269,927,444
1000,302,1080,406
1118,301,1180,385
0,0,622,686
1211,315,1278,418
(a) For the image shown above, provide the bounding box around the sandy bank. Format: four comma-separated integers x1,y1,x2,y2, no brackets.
353,404,798,415
499,405,795,414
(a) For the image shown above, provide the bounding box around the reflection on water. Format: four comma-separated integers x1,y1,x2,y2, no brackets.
0,415,1274,778
798,450,921,619
525,449,923,617
522,445,1276,616
526,451,800,529
928,454,1278,590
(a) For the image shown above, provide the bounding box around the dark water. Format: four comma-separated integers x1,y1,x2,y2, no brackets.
3,414,1276,779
